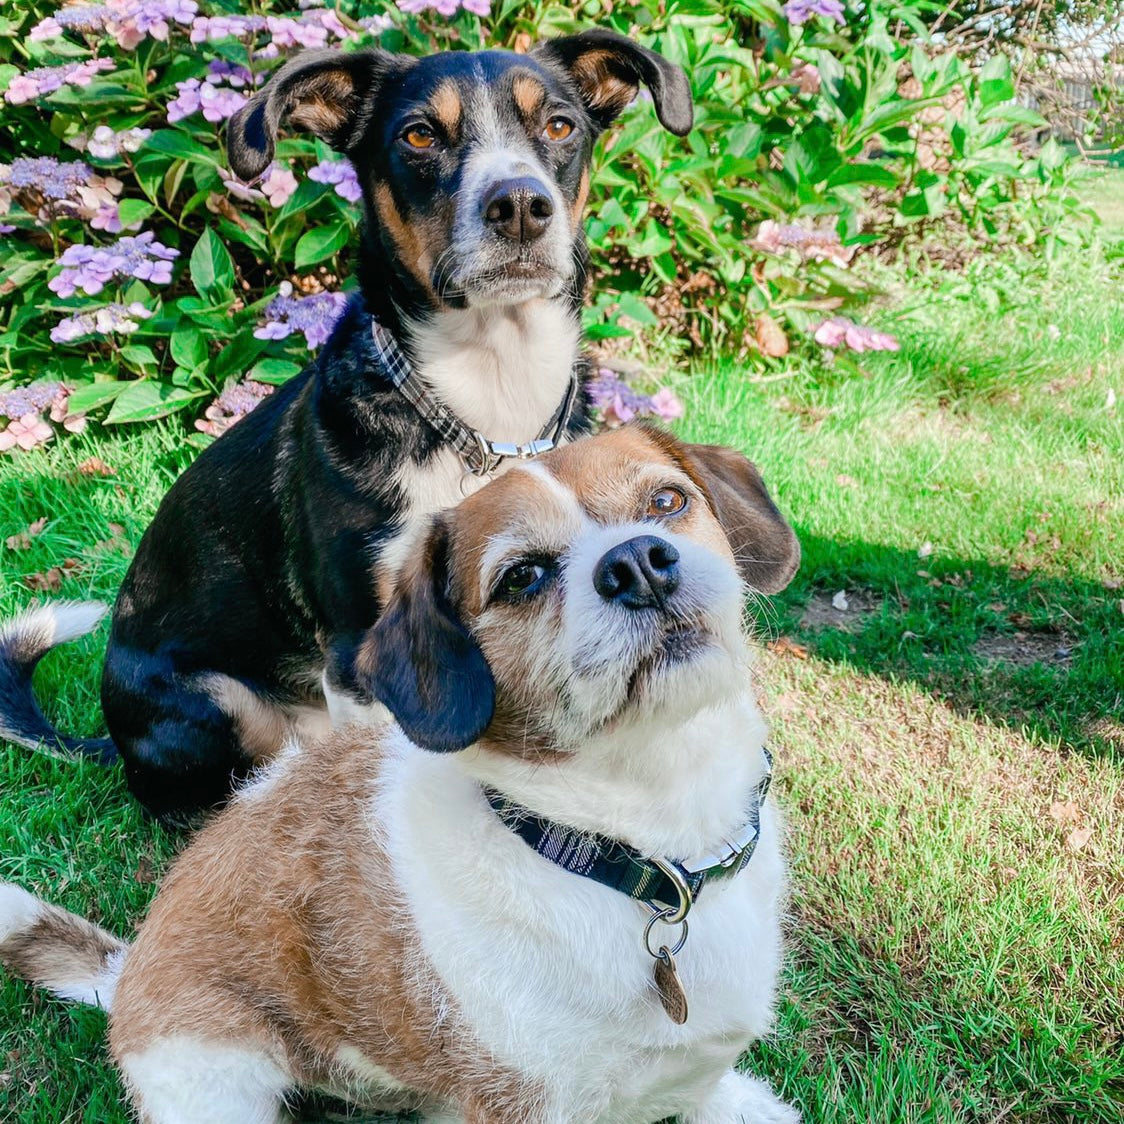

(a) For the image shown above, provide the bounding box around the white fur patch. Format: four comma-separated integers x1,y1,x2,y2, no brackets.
0,600,108,652
120,1038,292,1124
0,881,44,943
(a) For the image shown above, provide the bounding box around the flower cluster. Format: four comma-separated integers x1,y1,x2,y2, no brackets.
783,0,846,25
749,220,855,267
0,156,130,232
32,0,198,49
50,302,153,343
397,0,492,16
588,368,684,428
254,281,348,350
68,125,152,160
168,60,257,124
48,231,179,297
308,159,362,204
224,162,299,207
0,383,87,453
4,58,115,105
189,9,354,55
195,379,274,438
812,317,899,352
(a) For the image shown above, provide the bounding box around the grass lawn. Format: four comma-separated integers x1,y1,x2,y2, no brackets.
2,243,1122,1122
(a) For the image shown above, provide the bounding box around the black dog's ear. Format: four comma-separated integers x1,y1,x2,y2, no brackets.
533,29,693,136
679,440,801,594
359,518,495,753
227,48,409,181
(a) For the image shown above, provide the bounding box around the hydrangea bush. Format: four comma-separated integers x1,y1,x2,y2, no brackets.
0,0,1084,448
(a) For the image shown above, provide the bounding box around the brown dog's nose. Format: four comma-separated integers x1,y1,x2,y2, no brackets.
482,178,554,243
594,536,680,610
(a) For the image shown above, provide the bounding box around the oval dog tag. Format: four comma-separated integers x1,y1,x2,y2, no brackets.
654,948,688,1025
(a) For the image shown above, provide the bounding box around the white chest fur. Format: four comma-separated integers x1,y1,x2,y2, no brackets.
375,717,787,1124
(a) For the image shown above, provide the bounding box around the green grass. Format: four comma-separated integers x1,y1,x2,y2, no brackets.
1072,166,1124,243
2,245,1123,1122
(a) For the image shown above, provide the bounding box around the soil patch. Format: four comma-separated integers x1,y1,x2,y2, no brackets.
971,630,1073,668
799,589,882,632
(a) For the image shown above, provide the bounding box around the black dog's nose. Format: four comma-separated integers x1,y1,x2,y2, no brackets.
594,536,681,610
482,177,554,243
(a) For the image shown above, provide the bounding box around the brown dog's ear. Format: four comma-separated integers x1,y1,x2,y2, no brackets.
533,30,693,136
227,48,410,181
359,518,495,753
680,442,801,594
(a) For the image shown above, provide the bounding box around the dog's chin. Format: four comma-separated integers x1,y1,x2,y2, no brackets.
457,261,569,307
617,627,738,725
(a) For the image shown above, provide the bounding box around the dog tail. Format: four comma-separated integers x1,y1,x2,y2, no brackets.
0,882,129,1011
0,601,117,763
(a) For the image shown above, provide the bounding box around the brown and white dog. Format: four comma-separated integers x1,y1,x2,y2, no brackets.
0,426,800,1124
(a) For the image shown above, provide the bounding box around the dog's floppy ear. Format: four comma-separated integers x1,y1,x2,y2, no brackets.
680,441,801,594
227,48,408,181
533,30,693,136
359,517,495,753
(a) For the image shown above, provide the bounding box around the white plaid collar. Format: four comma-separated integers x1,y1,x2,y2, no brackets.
370,320,584,477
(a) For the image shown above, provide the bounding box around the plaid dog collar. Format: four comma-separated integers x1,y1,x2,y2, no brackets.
371,320,585,477
485,748,773,922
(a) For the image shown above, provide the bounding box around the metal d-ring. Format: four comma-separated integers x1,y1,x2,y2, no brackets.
643,905,689,960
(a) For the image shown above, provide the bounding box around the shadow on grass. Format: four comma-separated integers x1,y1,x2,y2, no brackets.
767,530,1123,763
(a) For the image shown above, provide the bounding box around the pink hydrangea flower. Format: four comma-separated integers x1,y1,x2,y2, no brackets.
812,316,899,352
649,388,684,421
0,413,54,452
261,163,299,208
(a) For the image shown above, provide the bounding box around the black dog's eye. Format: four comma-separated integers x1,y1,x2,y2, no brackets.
402,124,437,150
543,117,574,142
495,561,549,601
647,487,687,518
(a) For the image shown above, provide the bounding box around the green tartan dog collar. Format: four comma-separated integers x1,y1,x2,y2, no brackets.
484,747,773,923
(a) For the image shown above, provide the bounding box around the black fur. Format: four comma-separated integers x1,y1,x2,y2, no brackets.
0,33,693,824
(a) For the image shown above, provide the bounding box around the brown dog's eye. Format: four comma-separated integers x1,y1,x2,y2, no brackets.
648,488,687,517
496,561,549,600
543,117,574,142
403,125,436,149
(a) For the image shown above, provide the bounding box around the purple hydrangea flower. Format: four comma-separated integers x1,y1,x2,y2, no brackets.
0,382,65,421
4,58,115,105
195,378,274,437
587,368,684,426
50,301,153,343
0,156,128,230
308,158,362,204
812,316,899,352
783,0,846,25
749,220,855,267
190,9,356,53
254,281,348,350
167,61,257,124
48,231,179,298
31,6,112,40
398,0,491,15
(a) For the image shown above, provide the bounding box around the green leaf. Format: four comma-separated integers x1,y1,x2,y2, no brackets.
294,223,351,269
119,345,159,372
104,383,205,424
67,381,131,415
248,357,303,385
144,129,223,168
979,54,1014,109
826,163,901,189
117,198,156,228
170,325,209,372
190,229,236,301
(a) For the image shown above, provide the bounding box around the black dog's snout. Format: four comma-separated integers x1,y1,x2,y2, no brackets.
594,536,681,610
482,177,554,243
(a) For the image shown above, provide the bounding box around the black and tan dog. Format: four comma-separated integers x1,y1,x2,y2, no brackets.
0,32,693,824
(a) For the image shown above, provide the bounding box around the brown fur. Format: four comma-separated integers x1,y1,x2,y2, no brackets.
0,904,124,1000
429,79,463,140
109,729,540,1118
372,183,440,299
511,73,546,120
569,49,638,120
286,71,358,137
